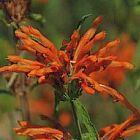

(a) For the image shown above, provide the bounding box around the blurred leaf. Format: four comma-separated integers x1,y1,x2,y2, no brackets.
0,94,15,114
0,39,13,65
135,78,140,90
29,13,46,25
127,69,140,91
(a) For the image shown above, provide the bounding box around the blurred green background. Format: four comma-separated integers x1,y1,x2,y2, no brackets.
0,0,140,139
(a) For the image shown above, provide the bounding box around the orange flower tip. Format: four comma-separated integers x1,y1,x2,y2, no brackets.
128,64,134,69
107,39,120,47
15,30,26,38
93,16,103,27
27,25,40,36
86,88,95,95
27,72,35,77
38,76,46,83
20,26,31,34
71,30,79,39
0,66,9,73
18,121,29,127
118,62,134,70
19,26,40,37
7,55,20,61
81,82,95,95
112,38,120,44
115,38,120,44
94,31,106,41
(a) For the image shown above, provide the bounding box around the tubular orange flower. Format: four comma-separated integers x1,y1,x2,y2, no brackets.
100,114,140,140
65,30,80,58
0,16,138,114
73,16,103,61
14,121,64,140
90,33,136,86
121,126,140,138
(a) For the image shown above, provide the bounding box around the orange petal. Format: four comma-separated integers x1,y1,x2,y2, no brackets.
98,39,120,57
99,84,139,114
7,55,44,66
20,37,59,63
107,115,137,140
66,30,80,52
72,72,101,94
17,44,37,55
121,126,140,138
16,27,61,64
0,64,38,73
28,67,52,77
75,55,97,72
18,121,29,127
92,16,103,27
74,31,106,61
15,30,28,39
14,122,64,139
109,61,134,69
59,51,70,63
74,16,103,61
82,56,116,74
94,31,106,41
20,26,58,55
38,76,46,83
81,82,95,95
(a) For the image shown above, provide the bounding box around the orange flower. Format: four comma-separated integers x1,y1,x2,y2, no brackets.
14,121,64,140
90,33,136,86
121,126,140,138
0,16,137,114
100,114,140,140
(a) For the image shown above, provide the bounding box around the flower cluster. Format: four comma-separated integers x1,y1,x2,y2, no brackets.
0,16,140,139
0,16,133,97
14,120,64,140
0,16,138,111
100,114,140,140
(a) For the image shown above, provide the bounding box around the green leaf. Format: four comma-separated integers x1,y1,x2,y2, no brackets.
72,99,99,140
29,34,42,44
76,14,92,30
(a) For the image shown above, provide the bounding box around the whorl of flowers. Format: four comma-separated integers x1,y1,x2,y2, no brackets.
0,16,140,140
0,16,133,93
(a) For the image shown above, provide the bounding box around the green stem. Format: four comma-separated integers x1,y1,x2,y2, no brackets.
70,100,83,140
7,73,18,89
